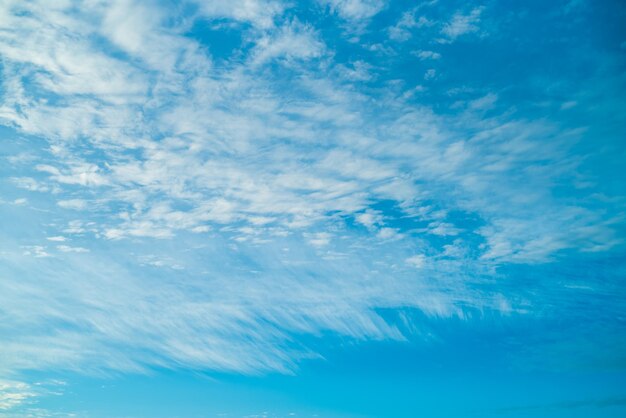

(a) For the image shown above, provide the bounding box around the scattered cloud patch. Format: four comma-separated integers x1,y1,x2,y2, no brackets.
306,232,333,247
469,93,498,110
57,199,88,210
356,210,383,229
56,245,89,253
195,0,286,29
321,0,386,21
0,379,67,415
0,380,36,411
252,19,325,65
440,7,484,42
21,246,51,258
414,50,442,60
406,254,426,268
428,222,461,236
46,236,66,242
388,9,434,41
377,227,402,240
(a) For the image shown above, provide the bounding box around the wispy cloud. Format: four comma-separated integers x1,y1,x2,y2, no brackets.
0,0,622,387
440,7,484,42
0,379,68,417
251,19,325,65
320,0,386,21
0,380,36,411
388,7,435,41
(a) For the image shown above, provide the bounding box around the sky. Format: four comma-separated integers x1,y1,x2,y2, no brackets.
0,0,625,417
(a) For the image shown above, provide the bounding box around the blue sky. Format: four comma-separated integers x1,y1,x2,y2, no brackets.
0,0,625,416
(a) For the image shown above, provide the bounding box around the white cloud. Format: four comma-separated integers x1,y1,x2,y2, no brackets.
355,210,383,229
11,177,51,193
56,245,89,253
469,93,498,110
336,60,374,81
406,254,426,268
195,0,285,29
252,20,325,65
389,10,434,41
377,227,401,240
414,50,441,60
424,68,437,80
36,164,108,187
428,222,461,236
321,0,386,21
0,379,68,415
3,240,452,375
0,380,35,411
441,7,483,41
0,0,619,383
57,199,87,210
306,232,332,247
46,236,66,242
138,255,183,270
442,240,465,258
21,246,51,258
